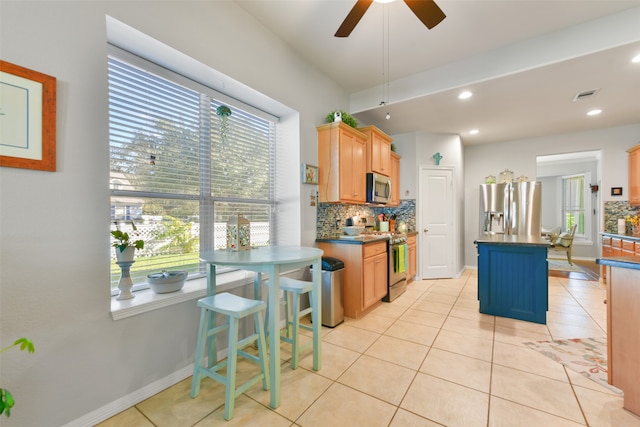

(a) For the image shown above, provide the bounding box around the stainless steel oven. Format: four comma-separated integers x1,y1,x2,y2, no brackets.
383,234,408,302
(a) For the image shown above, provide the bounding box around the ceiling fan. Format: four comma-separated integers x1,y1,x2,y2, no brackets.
335,0,446,37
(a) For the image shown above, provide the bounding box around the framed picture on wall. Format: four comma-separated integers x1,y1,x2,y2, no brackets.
0,60,57,171
611,187,623,196
302,164,318,184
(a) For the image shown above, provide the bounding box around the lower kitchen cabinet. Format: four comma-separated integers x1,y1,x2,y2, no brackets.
407,234,417,282
601,233,640,283
597,258,640,416
317,240,388,318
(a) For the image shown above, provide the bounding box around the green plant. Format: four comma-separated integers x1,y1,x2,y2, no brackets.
326,110,358,128
111,220,144,252
1,338,35,417
390,143,396,152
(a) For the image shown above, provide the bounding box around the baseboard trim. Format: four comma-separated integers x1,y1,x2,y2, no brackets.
62,365,194,427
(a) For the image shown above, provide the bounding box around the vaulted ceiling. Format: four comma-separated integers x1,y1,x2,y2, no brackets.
235,0,640,145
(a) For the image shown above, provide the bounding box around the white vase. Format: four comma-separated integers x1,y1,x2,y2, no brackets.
115,246,135,262
116,260,135,300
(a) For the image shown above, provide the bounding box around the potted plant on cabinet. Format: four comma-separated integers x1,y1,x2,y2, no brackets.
326,110,358,128
111,220,144,262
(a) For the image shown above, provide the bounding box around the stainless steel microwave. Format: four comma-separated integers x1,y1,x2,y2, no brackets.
366,173,392,204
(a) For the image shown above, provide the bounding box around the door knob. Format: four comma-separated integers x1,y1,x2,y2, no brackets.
423,229,429,233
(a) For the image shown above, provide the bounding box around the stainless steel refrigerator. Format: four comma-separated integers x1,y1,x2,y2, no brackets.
479,181,542,236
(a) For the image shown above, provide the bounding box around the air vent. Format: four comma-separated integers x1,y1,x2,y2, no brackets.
573,89,599,101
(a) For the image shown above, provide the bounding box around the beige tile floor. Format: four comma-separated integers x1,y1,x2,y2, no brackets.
97,270,640,427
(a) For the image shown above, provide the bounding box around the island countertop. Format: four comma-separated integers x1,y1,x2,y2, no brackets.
474,234,551,246
596,256,640,271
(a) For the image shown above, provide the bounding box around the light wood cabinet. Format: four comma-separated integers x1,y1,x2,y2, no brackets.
605,262,640,416
611,238,622,256
622,239,636,256
628,144,640,206
363,251,387,309
317,122,367,204
317,240,388,319
389,152,401,206
407,234,417,282
358,125,392,177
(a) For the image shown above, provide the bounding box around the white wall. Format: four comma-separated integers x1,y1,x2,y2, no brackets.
464,124,640,267
0,2,347,426
394,132,466,276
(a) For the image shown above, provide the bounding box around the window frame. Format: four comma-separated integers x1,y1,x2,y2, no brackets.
108,46,278,296
561,172,591,242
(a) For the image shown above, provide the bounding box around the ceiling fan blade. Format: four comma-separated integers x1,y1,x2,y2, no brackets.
404,0,446,29
335,0,374,37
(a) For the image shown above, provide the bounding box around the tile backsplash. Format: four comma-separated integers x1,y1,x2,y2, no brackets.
317,200,416,238
603,200,639,234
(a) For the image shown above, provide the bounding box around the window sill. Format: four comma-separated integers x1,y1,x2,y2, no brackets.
110,270,257,321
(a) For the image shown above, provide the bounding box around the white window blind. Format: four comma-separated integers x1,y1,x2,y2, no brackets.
108,55,276,290
562,174,585,235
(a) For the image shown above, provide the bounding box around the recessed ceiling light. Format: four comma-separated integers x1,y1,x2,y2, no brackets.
469,129,479,135
458,91,473,100
587,109,602,116
632,54,640,63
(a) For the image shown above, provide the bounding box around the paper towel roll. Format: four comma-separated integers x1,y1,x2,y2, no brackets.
618,218,626,234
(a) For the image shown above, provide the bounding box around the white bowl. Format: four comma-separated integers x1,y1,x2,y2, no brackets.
343,226,365,236
147,271,187,293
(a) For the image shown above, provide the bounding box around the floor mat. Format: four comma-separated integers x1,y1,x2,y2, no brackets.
548,258,583,272
523,337,622,395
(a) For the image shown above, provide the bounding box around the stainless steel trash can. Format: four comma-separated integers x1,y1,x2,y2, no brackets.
308,257,344,327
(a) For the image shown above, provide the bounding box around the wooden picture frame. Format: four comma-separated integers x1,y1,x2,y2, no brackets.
0,60,56,171
302,163,318,184
611,187,623,196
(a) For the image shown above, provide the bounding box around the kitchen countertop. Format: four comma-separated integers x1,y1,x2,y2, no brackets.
474,234,551,246
316,235,390,245
602,232,640,242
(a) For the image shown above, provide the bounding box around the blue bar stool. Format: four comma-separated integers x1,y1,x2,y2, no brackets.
190,293,270,421
265,277,315,369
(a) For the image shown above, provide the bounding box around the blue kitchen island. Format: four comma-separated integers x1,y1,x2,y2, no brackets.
475,235,550,324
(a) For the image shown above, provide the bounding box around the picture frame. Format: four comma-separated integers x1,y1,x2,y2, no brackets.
302,163,318,185
0,60,57,171
611,187,623,196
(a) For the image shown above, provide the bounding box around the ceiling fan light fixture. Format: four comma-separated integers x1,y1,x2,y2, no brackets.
386,112,391,120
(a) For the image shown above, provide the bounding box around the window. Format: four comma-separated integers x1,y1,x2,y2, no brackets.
562,174,587,237
108,54,276,291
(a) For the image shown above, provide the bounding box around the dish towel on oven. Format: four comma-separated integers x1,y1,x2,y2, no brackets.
404,243,409,272
397,244,405,273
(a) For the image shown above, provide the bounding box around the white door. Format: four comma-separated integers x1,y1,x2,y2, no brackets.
419,167,454,278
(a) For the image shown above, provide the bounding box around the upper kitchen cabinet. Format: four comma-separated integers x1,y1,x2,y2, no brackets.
629,144,640,206
358,125,392,177
389,151,401,206
317,122,367,204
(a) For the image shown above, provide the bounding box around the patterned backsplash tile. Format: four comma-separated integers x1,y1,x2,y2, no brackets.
603,200,639,234
317,200,416,238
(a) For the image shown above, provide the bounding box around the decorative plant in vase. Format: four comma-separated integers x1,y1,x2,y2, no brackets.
1,338,35,417
111,220,144,262
326,110,358,128
625,214,640,235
